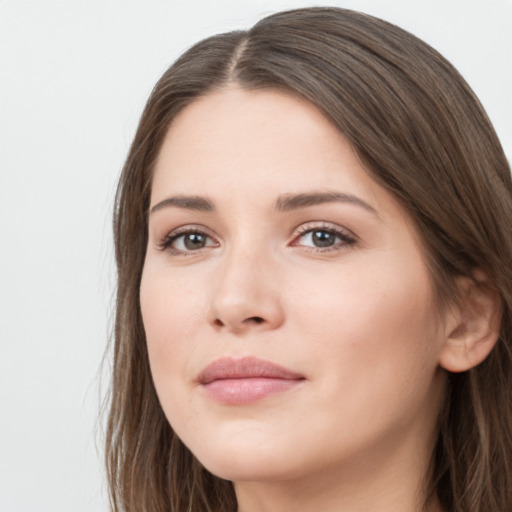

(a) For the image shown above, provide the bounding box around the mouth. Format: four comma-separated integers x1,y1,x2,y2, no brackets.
197,356,305,405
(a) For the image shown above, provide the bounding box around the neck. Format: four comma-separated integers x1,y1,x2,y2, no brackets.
234,428,444,512
235,479,444,512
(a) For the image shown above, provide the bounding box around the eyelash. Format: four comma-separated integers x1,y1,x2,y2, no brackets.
291,222,357,253
157,225,217,255
157,223,357,255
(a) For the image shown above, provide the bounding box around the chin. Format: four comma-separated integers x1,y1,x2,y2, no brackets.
184,428,308,482
200,452,298,483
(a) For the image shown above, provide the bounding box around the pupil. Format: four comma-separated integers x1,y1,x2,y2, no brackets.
184,233,206,250
313,230,334,247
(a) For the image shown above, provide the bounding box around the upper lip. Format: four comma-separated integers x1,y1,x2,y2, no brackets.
197,356,304,384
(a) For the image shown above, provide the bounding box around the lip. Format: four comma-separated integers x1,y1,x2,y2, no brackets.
197,356,305,405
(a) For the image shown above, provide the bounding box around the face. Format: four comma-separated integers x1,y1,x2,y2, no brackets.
140,87,447,485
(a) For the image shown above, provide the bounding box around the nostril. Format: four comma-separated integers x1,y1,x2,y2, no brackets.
211,316,265,329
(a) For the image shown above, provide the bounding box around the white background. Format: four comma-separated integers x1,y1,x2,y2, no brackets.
0,1,510,511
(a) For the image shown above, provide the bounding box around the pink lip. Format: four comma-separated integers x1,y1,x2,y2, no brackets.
197,356,305,405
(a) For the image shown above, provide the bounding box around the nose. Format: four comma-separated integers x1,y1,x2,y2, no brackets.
207,245,285,334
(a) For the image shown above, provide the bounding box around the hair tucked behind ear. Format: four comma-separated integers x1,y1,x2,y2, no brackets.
106,7,512,511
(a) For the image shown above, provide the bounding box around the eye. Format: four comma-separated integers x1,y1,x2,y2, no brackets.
291,224,356,251
159,228,219,254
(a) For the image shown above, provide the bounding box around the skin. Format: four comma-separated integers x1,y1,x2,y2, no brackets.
140,87,449,512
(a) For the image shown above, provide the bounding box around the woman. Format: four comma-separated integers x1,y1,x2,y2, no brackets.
106,7,512,512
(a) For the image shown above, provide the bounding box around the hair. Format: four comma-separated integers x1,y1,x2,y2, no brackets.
105,6,512,512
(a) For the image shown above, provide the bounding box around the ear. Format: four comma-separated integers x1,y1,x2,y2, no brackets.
439,270,502,373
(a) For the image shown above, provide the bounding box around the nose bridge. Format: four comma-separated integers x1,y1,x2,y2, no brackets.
208,234,284,332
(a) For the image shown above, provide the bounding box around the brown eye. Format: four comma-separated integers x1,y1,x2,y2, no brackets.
182,232,208,250
292,225,356,251
161,229,219,254
310,230,337,248
295,228,355,249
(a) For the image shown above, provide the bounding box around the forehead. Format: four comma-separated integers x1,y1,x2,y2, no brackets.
152,87,386,208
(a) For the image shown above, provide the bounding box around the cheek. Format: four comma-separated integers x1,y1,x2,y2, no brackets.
139,264,210,435
284,258,442,456
289,254,440,386
139,264,205,376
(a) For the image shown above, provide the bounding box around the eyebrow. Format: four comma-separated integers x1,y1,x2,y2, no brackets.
150,195,215,214
274,191,378,215
150,191,378,216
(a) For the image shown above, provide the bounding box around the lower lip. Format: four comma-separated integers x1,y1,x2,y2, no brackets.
202,377,303,405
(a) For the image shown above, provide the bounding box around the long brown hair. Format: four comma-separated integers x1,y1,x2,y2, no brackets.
106,7,512,511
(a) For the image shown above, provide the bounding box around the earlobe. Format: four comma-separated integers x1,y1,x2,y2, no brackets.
439,271,502,373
